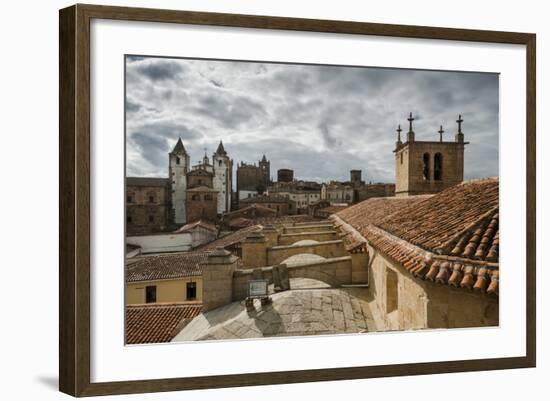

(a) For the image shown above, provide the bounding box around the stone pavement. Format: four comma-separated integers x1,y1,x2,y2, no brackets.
172,278,376,342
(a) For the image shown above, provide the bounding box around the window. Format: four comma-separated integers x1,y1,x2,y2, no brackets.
386,267,398,313
127,195,133,203
423,153,430,180
148,195,154,203
126,215,132,223
176,157,180,165
145,285,156,303
198,179,202,185
434,153,443,181
204,194,213,201
148,215,154,223
192,194,200,201
186,282,197,300
400,153,403,164
218,160,222,166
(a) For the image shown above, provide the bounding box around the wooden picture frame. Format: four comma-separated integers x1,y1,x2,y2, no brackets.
59,3,536,397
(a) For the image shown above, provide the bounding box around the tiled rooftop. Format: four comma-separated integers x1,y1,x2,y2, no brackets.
126,303,202,344
196,225,263,251
334,179,500,295
126,251,207,282
126,177,169,187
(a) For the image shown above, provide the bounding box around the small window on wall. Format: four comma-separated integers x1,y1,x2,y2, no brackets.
127,195,133,203
126,216,132,223
386,267,399,313
400,153,403,164
176,157,180,165
145,286,156,303
149,196,154,203
192,195,200,201
186,282,197,300
148,215,154,223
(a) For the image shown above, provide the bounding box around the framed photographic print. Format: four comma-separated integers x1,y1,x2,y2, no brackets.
59,3,536,397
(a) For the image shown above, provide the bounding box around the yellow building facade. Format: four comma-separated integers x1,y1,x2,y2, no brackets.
126,276,203,305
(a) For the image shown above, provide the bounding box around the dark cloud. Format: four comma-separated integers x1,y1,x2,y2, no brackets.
125,57,499,182
135,60,185,82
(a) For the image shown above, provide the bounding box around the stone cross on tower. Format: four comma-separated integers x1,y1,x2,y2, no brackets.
395,124,403,147
456,114,464,134
438,125,444,143
455,114,465,143
407,112,415,142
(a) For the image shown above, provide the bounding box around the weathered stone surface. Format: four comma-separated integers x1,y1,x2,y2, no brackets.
173,278,374,341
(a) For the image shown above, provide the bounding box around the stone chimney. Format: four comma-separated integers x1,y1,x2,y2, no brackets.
202,248,238,312
241,231,267,268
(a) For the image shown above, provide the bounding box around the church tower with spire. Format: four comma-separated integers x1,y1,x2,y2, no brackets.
259,154,270,188
169,137,190,223
212,141,233,214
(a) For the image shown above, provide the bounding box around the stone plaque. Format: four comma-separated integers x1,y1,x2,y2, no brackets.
248,279,268,298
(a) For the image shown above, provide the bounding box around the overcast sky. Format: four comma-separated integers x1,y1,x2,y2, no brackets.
125,56,499,183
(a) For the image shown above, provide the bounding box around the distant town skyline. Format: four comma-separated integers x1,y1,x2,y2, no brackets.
126,56,499,183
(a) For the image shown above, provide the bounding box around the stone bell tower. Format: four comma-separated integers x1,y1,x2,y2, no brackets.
394,113,468,197
212,141,233,214
169,137,190,224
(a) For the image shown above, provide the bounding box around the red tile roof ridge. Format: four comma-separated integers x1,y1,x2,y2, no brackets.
433,206,499,255
333,217,499,295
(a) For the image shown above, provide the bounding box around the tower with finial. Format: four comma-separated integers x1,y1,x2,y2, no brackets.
258,154,270,188
169,137,191,224
212,140,233,214
394,113,468,197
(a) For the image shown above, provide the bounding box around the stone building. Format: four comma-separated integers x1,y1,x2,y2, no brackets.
268,180,322,213
333,178,499,330
321,182,355,204
186,186,218,223
394,113,467,197
236,155,270,201
277,168,294,183
126,251,207,305
239,194,297,216
187,167,213,190
126,177,171,235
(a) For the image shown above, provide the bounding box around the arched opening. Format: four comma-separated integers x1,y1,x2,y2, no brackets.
434,153,443,181
422,153,430,180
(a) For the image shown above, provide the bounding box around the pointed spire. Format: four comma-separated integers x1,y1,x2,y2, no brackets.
171,137,187,154
438,125,444,142
261,154,267,162
215,140,227,156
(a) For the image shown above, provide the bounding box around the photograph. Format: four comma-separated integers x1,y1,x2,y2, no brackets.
123,56,500,344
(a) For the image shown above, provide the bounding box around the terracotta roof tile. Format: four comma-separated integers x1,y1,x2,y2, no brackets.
126,251,207,282
126,303,202,344
196,225,263,251
334,179,500,295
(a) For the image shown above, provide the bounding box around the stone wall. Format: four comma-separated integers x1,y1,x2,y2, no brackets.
367,243,498,330
267,240,346,265
126,183,170,235
282,224,335,234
